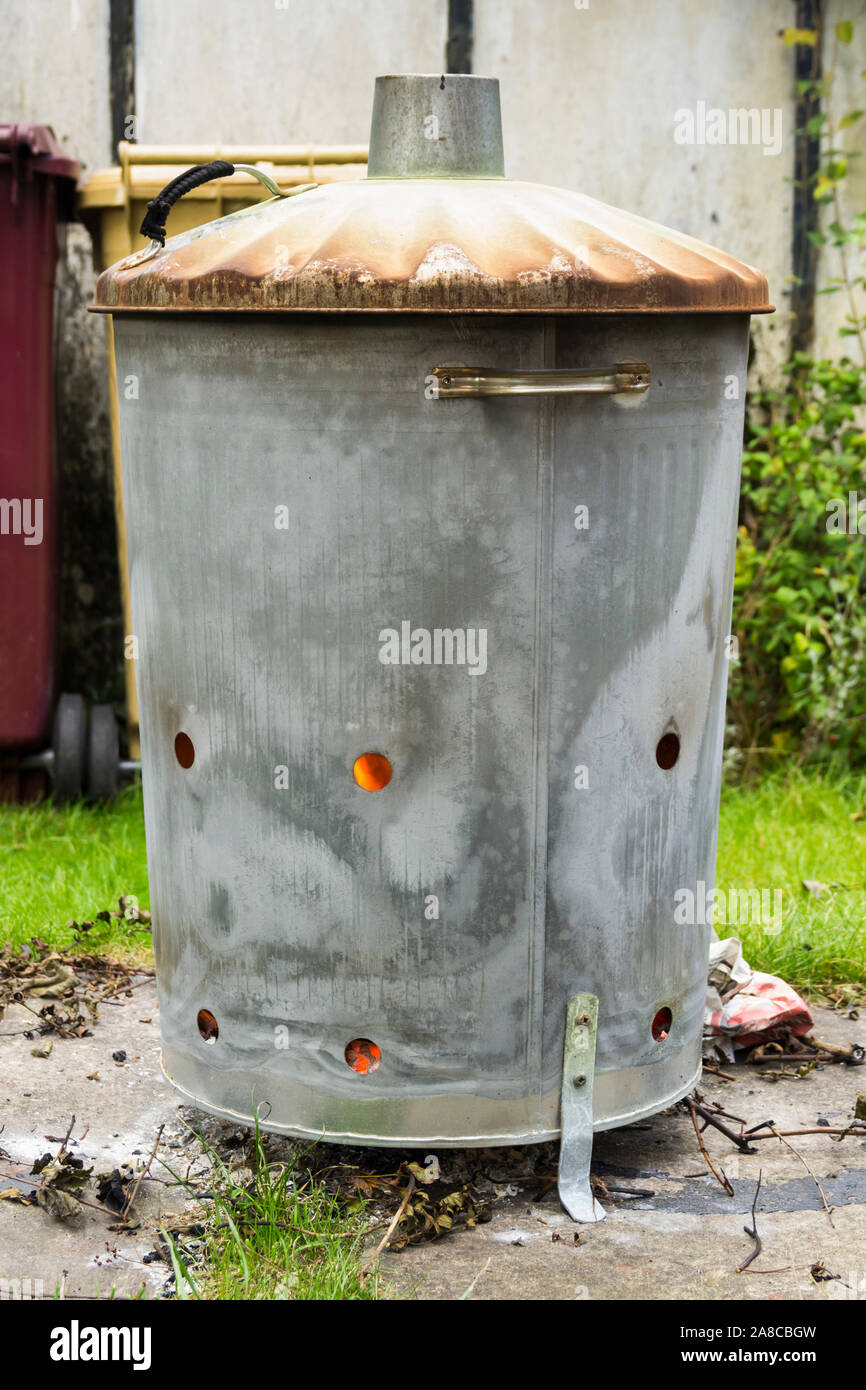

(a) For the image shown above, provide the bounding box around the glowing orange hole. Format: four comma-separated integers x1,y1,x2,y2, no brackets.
345,1038,381,1074
175,732,195,769
197,1008,219,1043
652,1007,673,1042
353,752,392,791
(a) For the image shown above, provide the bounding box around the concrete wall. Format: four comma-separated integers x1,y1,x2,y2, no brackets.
135,0,447,145
475,0,795,381
6,0,112,174
1,0,864,720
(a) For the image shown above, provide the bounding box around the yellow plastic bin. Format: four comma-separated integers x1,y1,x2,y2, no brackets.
80,142,368,756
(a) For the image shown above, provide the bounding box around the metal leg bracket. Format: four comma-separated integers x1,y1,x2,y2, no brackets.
558,992,606,1223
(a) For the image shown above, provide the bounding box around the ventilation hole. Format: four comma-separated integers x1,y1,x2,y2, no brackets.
175,732,195,769
197,1008,219,1043
652,1007,672,1042
655,732,680,770
353,752,392,791
345,1038,381,1073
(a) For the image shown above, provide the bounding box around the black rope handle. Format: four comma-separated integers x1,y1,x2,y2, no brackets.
139,160,236,246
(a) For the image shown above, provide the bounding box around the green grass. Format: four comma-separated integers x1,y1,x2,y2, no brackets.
716,768,866,995
0,784,151,960
162,1120,385,1301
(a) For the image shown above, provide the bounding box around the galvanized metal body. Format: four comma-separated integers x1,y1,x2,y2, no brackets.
114,308,748,1145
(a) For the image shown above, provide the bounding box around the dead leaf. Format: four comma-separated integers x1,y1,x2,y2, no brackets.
30,1151,92,1223
96,1168,132,1215
389,1182,492,1249
407,1157,440,1185
37,1185,82,1221
0,1185,35,1206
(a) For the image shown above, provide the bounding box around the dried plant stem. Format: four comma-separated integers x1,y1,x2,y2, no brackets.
360,1170,416,1278
686,1098,734,1195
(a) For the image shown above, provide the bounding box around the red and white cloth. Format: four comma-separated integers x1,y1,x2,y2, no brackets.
704,935,813,1059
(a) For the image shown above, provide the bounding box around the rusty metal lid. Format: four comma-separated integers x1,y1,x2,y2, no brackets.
93,75,772,316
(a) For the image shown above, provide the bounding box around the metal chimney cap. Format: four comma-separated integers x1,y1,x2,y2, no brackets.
366,73,505,179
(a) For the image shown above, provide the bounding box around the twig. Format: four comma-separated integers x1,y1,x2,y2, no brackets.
736,1171,763,1272
460,1257,492,1300
806,1035,864,1064
118,1124,163,1228
360,1169,416,1278
764,1125,835,1228
746,1051,823,1064
686,1098,734,1195
743,1119,777,1135
58,1114,76,1156
690,1098,756,1153
90,975,155,1004
701,1064,736,1082
702,1100,750,1126
745,1124,866,1140
10,997,73,1038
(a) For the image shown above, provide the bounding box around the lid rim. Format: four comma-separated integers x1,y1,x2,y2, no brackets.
91,303,774,316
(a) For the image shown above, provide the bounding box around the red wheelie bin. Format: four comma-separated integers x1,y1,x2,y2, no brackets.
0,124,83,800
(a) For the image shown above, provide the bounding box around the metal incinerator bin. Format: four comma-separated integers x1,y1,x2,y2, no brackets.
93,74,772,1221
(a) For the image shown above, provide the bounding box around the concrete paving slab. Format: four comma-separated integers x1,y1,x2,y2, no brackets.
0,979,185,1299
383,1006,866,1299
0,982,863,1300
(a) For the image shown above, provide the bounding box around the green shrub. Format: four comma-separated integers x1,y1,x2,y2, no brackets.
728,355,866,774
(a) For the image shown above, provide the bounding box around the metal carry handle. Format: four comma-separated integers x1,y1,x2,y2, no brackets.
126,162,317,268
430,362,650,398
139,160,293,245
